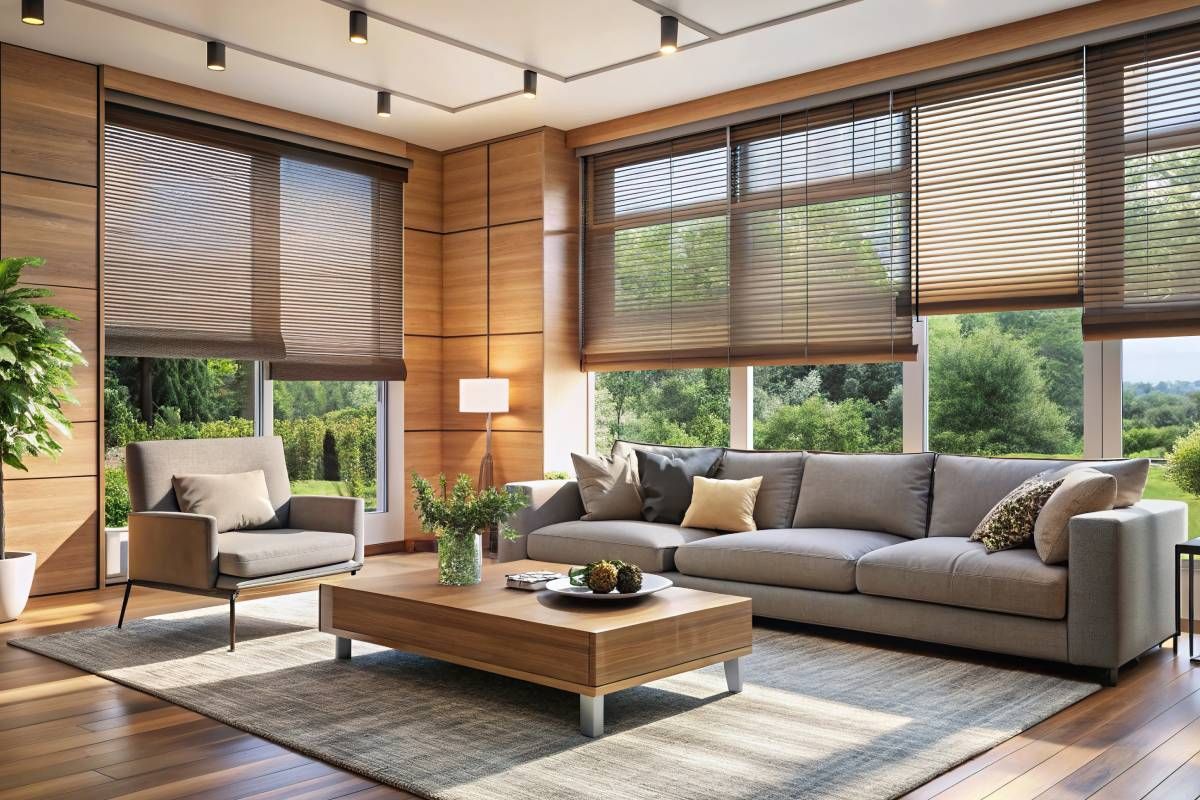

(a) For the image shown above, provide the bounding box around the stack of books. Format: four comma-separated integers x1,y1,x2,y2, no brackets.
505,570,567,590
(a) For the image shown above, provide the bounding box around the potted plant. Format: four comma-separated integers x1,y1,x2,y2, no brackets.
411,473,527,585
0,257,84,622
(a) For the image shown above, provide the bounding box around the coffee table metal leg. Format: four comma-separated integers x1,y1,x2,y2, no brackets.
724,657,743,693
580,694,603,738
335,636,351,660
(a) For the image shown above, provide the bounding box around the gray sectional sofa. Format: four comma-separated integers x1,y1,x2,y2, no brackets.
500,443,1188,684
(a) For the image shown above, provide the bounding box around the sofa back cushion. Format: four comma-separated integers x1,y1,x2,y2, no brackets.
792,452,935,538
927,455,1064,537
716,450,806,530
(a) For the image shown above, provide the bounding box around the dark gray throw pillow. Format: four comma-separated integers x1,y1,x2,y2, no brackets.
635,448,724,525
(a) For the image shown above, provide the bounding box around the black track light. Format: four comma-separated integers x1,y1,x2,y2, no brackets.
349,10,368,44
523,69,537,99
377,91,391,118
660,15,678,54
21,0,44,25
207,41,226,71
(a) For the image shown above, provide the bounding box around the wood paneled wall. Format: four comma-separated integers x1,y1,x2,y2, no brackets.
0,44,101,595
403,128,586,545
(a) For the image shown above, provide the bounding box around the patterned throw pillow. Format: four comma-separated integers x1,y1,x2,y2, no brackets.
970,477,1064,553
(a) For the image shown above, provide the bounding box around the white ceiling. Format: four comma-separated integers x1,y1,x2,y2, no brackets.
0,0,1097,151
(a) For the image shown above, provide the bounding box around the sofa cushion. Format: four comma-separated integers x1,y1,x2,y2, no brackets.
970,476,1063,553
792,452,934,539
927,455,1065,537
218,528,356,578
675,528,907,592
1039,459,1149,508
526,520,718,572
856,537,1068,619
635,449,723,524
716,450,805,530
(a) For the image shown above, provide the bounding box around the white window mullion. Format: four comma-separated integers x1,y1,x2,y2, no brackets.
730,365,753,449
1083,339,1123,459
903,318,929,453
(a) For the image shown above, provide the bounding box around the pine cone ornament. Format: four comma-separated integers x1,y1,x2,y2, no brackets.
586,561,619,594
616,564,643,593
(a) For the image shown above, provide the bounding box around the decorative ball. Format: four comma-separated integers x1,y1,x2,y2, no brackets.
616,564,643,594
587,561,618,594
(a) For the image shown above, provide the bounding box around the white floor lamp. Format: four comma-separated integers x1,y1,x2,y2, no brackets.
459,378,509,491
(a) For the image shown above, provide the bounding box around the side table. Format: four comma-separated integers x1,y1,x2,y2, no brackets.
1176,537,1200,662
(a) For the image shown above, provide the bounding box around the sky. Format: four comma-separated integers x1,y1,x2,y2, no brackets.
1122,336,1200,384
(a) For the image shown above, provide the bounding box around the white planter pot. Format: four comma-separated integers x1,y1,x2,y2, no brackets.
105,527,129,583
0,551,36,623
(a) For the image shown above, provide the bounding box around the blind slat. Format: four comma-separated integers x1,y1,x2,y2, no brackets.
103,106,407,380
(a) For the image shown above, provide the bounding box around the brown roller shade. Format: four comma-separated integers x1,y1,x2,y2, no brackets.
729,93,915,365
104,105,407,380
912,53,1086,315
1083,25,1200,340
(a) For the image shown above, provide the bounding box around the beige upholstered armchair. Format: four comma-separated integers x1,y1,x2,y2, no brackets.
118,436,364,650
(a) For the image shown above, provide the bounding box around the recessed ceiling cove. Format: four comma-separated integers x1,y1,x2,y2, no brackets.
0,0,1095,149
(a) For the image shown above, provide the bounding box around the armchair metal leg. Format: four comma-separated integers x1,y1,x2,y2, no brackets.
117,581,133,628
229,593,238,652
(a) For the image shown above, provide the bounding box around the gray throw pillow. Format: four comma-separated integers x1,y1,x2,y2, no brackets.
172,470,280,533
636,448,723,525
571,451,643,521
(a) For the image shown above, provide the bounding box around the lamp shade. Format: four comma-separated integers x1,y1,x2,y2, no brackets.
459,378,509,413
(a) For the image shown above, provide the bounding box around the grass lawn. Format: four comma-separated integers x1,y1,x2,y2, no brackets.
290,479,353,497
1144,464,1199,540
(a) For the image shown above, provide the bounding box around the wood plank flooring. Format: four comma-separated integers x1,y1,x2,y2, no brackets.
0,552,1196,799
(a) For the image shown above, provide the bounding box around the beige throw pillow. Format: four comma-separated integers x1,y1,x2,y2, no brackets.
681,476,763,532
172,470,279,533
1033,468,1117,565
571,451,643,521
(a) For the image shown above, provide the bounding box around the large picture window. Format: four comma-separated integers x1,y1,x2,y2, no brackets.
593,369,730,453
753,364,901,452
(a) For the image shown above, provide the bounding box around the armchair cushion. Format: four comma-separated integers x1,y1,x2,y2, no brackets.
172,470,280,533
218,529,357,578
128,511,219,590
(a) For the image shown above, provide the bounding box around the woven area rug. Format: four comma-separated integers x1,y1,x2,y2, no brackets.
11,591,1098,800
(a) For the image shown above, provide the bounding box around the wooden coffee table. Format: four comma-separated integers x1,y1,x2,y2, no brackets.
318,559,753,736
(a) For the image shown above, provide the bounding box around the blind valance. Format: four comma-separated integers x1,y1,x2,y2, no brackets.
1082,25,1200,340
104,105,407,380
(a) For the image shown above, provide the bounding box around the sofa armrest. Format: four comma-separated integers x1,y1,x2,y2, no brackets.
289,495,365,564
1067,499,1188,669
128,511,219,590
498,480,584,562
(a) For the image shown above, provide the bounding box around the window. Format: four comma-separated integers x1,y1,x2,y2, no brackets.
754,364,901,452
273,380,383,510
593,369,730,453
927,309,1084,457
104,356,256,529
1122,337,1200,538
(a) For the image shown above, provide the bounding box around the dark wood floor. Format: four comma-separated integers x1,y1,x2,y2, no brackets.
0,552,1196,800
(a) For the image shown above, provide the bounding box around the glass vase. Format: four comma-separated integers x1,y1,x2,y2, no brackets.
437,531,483,586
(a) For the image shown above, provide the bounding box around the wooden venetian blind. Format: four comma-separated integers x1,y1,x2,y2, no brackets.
583,131,730,370
912,53,1086,315
104,106,407,380
730,93,915,364
1083,24,1200,340
582,97,916,371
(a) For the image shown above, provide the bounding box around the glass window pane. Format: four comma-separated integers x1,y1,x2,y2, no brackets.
1122,336,1200,539
753,364,901,452
272,381,381,511
593,369,730,453
927,309,1083,457
103,356,256,529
